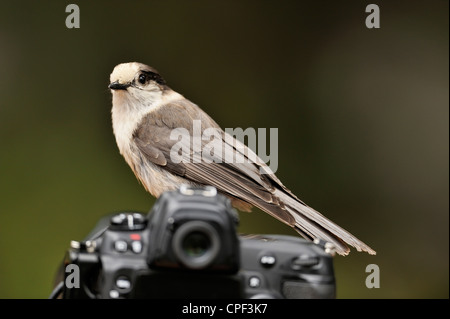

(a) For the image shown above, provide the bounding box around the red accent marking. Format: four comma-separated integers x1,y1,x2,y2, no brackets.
130,234,141,241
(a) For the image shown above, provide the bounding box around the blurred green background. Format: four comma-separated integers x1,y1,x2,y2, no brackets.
0,0,448,298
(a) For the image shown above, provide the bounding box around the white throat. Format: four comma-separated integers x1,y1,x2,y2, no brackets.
111,89,183,157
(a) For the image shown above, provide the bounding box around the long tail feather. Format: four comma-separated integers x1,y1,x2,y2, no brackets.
274,189,376,255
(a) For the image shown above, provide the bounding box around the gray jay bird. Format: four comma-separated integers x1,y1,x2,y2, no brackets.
108,62,376,256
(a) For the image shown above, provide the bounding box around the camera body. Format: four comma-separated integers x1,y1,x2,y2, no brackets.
61,186,336,299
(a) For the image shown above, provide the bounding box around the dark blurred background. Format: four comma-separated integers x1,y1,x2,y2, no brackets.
0,0,448,298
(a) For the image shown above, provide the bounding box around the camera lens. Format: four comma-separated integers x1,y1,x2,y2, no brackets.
172,221,220,269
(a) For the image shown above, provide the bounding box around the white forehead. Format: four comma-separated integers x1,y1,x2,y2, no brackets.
110,62,144,83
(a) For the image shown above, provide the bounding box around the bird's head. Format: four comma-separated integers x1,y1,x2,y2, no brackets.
109,62,168,106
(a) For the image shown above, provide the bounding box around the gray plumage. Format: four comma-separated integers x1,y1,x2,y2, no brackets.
109,62,376,256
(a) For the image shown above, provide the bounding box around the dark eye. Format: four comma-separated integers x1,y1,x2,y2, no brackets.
138,73,147,84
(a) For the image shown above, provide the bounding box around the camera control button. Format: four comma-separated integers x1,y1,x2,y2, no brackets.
260,254,276,267
131,241,143,254
114,240,128,252
116,277,131,290
130,213,146,225
248,276,261,288
111,213,127,225
109,290,120,298
110,212,146,230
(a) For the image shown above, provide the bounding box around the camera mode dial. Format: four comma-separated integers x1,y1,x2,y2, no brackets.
110,212,146,230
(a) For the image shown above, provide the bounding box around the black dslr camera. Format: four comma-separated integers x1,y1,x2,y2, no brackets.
53,185,336,299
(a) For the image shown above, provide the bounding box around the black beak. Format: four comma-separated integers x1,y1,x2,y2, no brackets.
108,81,130,90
